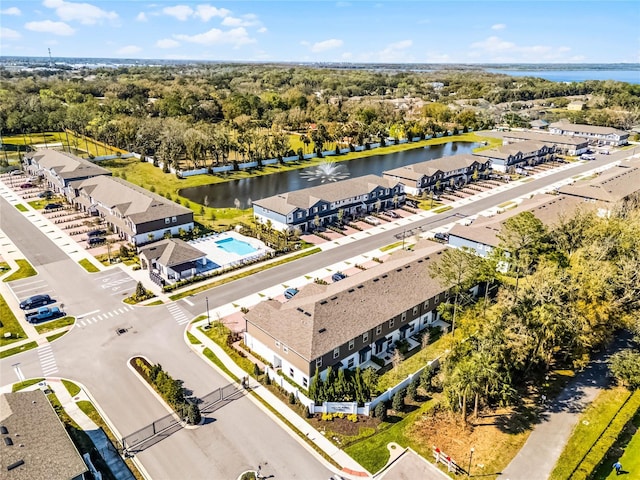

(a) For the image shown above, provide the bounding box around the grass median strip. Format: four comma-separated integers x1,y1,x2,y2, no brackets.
15,203,27,212
35,316,75,334
0,293,27,346
3,259,37,282
12,378,44,392
78,258,99,273
0,341,38,359
169,247,321,300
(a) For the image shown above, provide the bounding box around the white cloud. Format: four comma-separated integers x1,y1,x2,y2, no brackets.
43,0,117,25
311,38,343,53
116,45,142,55
378,40,413,61
156,38,180,48
174,27,255,48
341,52,353,60
0,27,21,39
469,36,575,62
195,4,230,21
136,12,147,22
491,23,506,30
25,20,75,36
221,14,260,27
163,5,193,21
1,7,21,15
257,27,267,34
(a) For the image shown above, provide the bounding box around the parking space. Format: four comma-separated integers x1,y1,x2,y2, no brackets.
93,269,138,297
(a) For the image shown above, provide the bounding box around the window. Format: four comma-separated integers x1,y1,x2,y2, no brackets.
348,339,354,351
376,325,382,335
172,216,177,223
363,332,369,343
316,357,322,368
283,345,289,354
389,318,395,328
302,377,308,388
297,212,303,218
289,368,294,377
423,301,429,309
165,218,170,224
413,306,419,316
347,358,355,368
401,312,407,322
275,341,280,349
322,205,327,211
333,347,340,359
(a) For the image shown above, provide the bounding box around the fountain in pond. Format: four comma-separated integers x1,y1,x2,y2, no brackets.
299,159,350,184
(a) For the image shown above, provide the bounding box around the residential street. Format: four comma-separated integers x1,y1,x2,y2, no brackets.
1,145,638,479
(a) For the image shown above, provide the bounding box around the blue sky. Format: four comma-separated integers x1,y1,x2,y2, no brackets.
1,1,639,63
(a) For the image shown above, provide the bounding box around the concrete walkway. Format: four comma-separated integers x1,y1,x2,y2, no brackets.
187,324,371,479
500,334,633,480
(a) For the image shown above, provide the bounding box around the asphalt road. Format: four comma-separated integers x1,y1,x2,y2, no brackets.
1,146,637,479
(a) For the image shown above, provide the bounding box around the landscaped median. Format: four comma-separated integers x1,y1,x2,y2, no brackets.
34,316,75,335
0,293,27,346
2,258,36,282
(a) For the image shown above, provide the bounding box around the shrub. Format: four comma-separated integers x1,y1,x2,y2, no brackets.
186,403,201,425
347,414,358,423
265,374,271,386
374,401,387,421
392,389,405,412
253,363,261,377
407,378,418,401
288,392,296,404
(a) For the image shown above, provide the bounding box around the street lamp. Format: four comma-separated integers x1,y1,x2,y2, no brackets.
468,447,475,477
206,297,210,327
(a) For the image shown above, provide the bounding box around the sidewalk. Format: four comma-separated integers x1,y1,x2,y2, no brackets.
186,323,372,479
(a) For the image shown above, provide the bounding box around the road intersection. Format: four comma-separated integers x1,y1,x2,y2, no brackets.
1,146,638,479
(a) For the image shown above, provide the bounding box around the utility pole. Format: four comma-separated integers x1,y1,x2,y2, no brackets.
206,297,210,327
48,48,53,68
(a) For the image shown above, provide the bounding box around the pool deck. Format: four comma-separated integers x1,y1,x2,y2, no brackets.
188,231,273,271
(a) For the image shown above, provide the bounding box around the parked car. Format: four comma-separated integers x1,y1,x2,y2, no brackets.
580,154,596,161
385,210,400,219
364,216,380,225
283,288,299,299
88,237,106,246
20,183,34,189
87,229,107,238
25,306,63,323
434,232,449,242
331,272,347,282
19,294,52,310
10,170,24,176
38,190,54,198
406,200,419,208
43,203,63,210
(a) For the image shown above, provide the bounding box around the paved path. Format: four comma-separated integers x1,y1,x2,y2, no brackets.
500,334,634,480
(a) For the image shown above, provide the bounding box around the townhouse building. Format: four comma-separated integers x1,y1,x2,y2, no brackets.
252,174,405,233
382,154,491,196
70,175,194,246
22,149,111,194
244,243,455,387
502,130,589,156
472,140,556,173
548,121,629,146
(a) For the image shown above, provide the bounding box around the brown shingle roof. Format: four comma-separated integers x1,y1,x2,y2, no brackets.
384,154,482,180
503,131,587,146
549,121,627,137
473,141,548,160
245,242,448,360
139,238,205,267
558,161,640,202
27,149,111,179
0,390,88,480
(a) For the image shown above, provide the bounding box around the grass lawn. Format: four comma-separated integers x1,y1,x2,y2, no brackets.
62,379,81,397
0,341,38,359
376,335,448,392
186,331,201,344
14,203,27,212
433,205,453,214
46,331,68,342
345,399,437,473
34,316,75,334
592,410,640,480
199,324,256,375
78,258,99,273
0,293,27,346
168,247,321,300
1,131,124,157
12,377,44,392
27,195,64,210
3,259,37,282
549,387,640,480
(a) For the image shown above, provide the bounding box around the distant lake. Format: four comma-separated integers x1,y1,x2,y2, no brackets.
485,69,640,84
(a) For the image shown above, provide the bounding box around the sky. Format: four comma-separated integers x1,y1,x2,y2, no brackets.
1,1,639,63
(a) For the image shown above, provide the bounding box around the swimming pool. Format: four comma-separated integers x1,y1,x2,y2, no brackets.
215,237,258,256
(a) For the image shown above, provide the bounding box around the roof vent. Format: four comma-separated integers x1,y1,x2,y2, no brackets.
0,426,7,434
4,437,13,446
373,278,379,282
7,460,24,471
348,288,355,293
330,296,338,301
357,285,364,289
382,274,388,278
320,300,328,305
318,328,326,333
304,311,311,317
296,307,304,313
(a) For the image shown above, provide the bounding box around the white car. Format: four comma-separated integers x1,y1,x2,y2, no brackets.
365,216,380,225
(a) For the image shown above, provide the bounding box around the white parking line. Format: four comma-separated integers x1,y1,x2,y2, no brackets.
108,311,114,317
76,309,100,319
183,298,194,307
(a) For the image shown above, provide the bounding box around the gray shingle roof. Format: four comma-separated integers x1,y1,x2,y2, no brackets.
503,131,588,146
27,149,111,179
384,154,483,181
473,141,548,160
139,238,205,267
245,242,448,360
0,390,88,480
549,121,627,137
252,174,401,215
558,160,640,202
77,176,192,223
448,194,591,247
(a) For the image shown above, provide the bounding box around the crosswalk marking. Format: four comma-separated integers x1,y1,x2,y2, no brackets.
76,305,134,328
38,344,58,376
167,303,190,325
